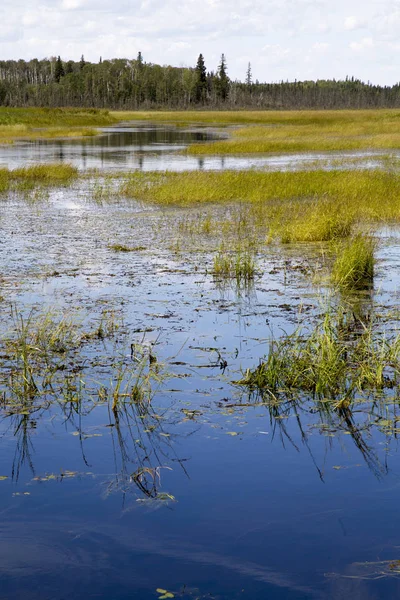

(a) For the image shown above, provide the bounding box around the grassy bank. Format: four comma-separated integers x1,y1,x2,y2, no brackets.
0,163,78,193
0,107,117,143
114,109,400,154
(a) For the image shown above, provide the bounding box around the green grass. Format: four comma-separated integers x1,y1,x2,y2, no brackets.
332,235,375,289
0,107,116,142
0,163,78,194
121,170,400,243
213,248,256,283
115,109,400,154
237,307,400,404
109,244,146,252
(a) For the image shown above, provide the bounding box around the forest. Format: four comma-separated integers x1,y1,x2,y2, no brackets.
1,52,400,110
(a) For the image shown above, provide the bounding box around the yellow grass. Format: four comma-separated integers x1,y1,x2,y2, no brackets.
113,109,400,154
121,169,400,241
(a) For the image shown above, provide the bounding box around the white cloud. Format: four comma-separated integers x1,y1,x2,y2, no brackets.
312,42,330,52
350,37,375,52
0,0,399,84
61,0,82,9
344,16,366,30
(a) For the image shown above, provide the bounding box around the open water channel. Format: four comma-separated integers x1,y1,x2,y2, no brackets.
1,124,400,599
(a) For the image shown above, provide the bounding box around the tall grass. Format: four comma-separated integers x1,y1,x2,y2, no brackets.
213,247,256,283
0,163,78,195
121,170,400,242
332,235,375,289
237,307,400,403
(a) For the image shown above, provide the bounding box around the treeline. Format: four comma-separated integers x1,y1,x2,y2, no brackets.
1,53,400,110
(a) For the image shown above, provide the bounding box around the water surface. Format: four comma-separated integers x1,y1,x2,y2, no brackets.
1,135,400,600
0,123,394,172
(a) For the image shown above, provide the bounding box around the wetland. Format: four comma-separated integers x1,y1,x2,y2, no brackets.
2,109,400,599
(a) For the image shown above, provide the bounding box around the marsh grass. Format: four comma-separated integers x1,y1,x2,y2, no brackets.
213,247,256,283
114,109,400,154
121,170,400,247
0,163,78,195
109,244,146,252
0,306,165,414
276,199,354,243
121,169,400,216
237,306,400,404
332,235,375,289
0,107,116,142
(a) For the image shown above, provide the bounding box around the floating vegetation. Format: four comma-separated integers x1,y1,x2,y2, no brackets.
109,244,146,252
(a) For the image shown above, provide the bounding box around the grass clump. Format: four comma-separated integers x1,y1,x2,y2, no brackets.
332,235,375,289
237,307,400,403
213,248,256,284
0,163,78,195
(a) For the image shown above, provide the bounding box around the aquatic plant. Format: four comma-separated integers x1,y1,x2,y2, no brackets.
331,234,375,290
237,307,400,404
213,247,256,283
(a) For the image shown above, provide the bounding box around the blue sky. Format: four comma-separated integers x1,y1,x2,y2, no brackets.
2,0,400,85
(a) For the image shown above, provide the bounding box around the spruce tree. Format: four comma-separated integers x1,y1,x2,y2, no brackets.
54,56,65,83
246,62,252,86
79,54,86,70
216,53,229,101
195,54,207,103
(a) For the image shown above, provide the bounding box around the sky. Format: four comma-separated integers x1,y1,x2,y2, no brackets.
1,0,400,85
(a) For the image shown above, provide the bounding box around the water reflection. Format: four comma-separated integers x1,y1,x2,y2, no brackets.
0,124,394,173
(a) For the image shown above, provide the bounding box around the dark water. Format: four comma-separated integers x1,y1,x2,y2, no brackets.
0,123,391,172
1,182,400,600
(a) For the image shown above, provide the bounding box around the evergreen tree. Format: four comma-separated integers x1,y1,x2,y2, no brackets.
79,55,86,70
54,56,65,83
195,53,207,103
216,53,229,101
246,62,252,86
